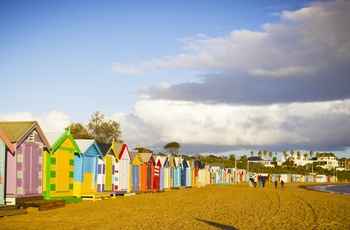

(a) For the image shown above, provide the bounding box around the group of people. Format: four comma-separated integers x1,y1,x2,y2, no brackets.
274,179,285,189
249,174,284,189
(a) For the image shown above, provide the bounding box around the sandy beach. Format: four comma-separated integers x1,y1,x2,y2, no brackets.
1,182,350,230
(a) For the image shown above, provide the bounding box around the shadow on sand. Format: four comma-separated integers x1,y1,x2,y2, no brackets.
195,218,237,230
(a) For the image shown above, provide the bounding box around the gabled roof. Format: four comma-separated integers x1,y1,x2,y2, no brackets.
115,143,132,161
139,152,155,164
129,150,142,165
76,139,104,158
0,121,50,149
48,130,81,154
97,140,119,160
0,128,15,154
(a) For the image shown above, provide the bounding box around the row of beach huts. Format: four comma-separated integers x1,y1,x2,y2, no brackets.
0,121,337,213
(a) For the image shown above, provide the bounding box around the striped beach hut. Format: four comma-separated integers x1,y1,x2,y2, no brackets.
74,140,104,200
0,129,15,205
130,150,142,192
115,143,132,194
0,121,50,204
154,155,168,190
97,141,119,196
139,152,155,191
44,130,81,202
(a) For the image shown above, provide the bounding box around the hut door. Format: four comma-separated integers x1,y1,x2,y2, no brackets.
132,165,139,191
56,150,70,192
181,167,186,186
105,156,113,191
23,143,42,195
83,156,96,191
147,164,152,189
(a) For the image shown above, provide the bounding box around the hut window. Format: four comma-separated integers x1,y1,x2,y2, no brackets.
28,132,34,142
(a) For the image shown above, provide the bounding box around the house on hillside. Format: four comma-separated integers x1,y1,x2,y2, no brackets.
248,156,274,168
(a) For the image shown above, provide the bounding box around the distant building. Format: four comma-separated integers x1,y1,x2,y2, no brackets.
247,156,275,168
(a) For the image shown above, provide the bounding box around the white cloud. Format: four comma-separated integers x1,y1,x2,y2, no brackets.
111,0,350,79
115,99,350,153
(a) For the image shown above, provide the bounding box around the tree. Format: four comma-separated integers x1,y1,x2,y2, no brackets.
258,151,262,157
269,152,273,160
87,111,123,143
297,151,301,160
290,150,295,158
229,154,236,161
309,150,314,159
283,150,287,159
304,153,308,161
66,122,92,139
263,150,267,158
134,147,153,153
163,142,181,155
250,151,254,157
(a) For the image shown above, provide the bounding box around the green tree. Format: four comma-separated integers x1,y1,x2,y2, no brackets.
134,147,153,153
263,150,267,158
290,150,295,158
258,151,262,157
163,142,181,155
304,153,308,160
250,151,254,157
86,111,123,143
269,152,273,160
66,122,92,139
229,154,236,161
297,151,301,160
309,150,314,159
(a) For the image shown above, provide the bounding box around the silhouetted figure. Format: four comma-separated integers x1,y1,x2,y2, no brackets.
281,180,285,190
274,180,278,189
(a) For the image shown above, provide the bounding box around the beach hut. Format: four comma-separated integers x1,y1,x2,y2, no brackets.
0,121,50,204
97,141,119,196
153,155,168,190
43,130,81,202
173,156,182,188
74,140,104,200
130,150,142,192
198,162,207,186
161,156,170,190
115,143,132,194
139,152,155,191
181,158,188,186
0,129,15,205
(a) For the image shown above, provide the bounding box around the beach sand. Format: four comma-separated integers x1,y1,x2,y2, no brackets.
1,182,350,230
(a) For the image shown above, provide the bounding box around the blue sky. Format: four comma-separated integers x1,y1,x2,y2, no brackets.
1,0,349,159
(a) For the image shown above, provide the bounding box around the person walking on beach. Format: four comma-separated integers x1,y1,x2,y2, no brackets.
274,180,278,189
281,180,285,190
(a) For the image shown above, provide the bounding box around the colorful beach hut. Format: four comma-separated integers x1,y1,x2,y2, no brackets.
115,143,132,194
130,150,141,192
97,141,119,196
154,155,168,190
181,158,189,187
43,130,81,202
0,121,50,204
0,129,15,205
173,156,182,188
74,140,104,200
139,152,155,191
